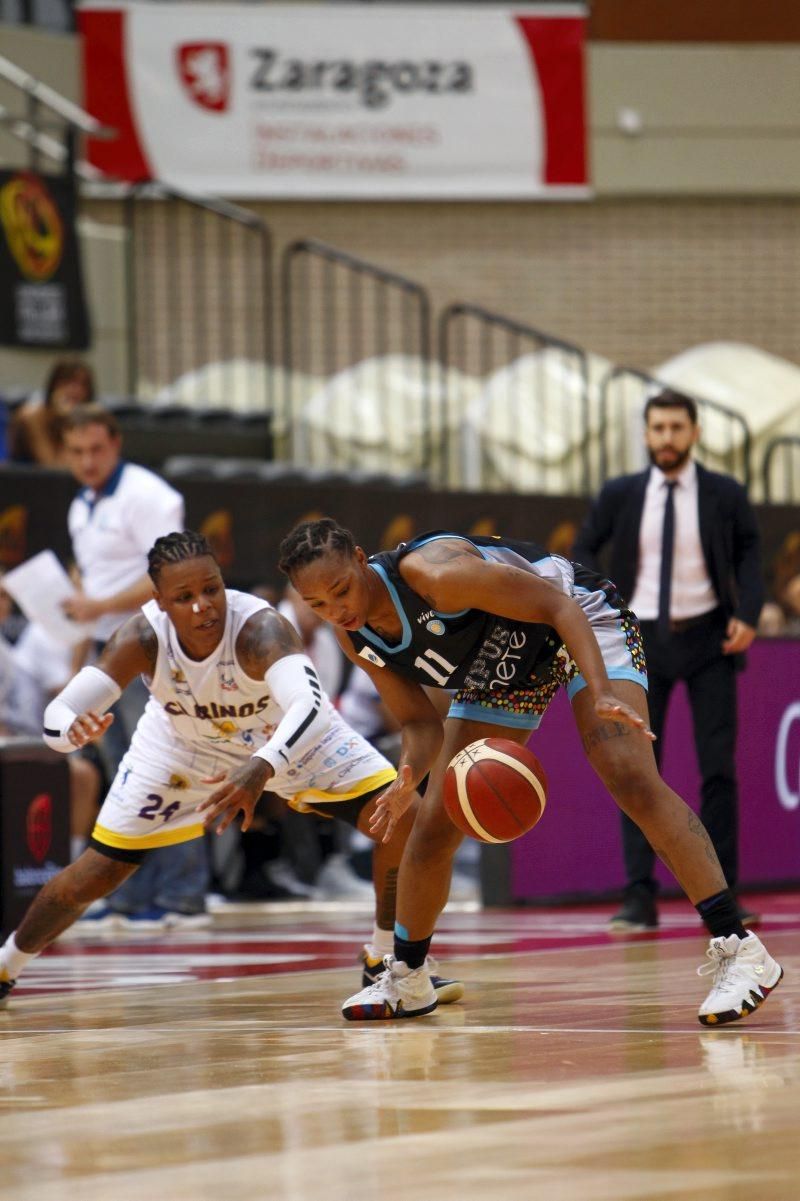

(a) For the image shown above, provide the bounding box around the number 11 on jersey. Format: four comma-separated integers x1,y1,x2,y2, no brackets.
413,648,457,686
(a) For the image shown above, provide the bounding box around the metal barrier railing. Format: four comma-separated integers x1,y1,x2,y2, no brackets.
437,302,591,493
280,240,432,474
599,366,752,488
762,436,800,503
0,53,114,179
123,182,273,416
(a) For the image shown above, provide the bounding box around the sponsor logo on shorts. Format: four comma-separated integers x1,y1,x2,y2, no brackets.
463,623,529,692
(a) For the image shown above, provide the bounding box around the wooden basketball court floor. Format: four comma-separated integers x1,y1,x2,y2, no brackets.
1,892,798,1201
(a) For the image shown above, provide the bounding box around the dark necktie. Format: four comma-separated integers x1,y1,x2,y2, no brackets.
657,480,677,640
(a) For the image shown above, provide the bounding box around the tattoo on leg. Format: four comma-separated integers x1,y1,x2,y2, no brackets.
581,721,631,755
688,811,719,865
377,867,398,930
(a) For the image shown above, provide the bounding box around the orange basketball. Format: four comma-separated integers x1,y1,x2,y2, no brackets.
443,738,548,844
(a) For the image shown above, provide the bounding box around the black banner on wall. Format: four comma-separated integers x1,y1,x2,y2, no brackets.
0,170,90,349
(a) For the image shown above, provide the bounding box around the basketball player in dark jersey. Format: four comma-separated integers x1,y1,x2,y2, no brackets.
279,519,783,1027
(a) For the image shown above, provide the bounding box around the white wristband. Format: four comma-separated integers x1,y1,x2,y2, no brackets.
43,666,121,753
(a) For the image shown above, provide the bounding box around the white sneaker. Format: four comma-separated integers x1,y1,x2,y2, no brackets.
360,945,465,1004
162,911,213,930
343,955,438,1021
698,932,783,1026
315,853,373,899
263,859,319,899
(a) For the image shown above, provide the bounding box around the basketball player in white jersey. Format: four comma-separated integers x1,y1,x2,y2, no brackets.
0,531,462,1008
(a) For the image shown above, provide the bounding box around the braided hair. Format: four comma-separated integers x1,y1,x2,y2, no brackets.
148,530,216,584
278,518,357,579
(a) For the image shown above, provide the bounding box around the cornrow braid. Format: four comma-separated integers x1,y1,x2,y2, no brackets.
148,530,216,583
278,518,357,578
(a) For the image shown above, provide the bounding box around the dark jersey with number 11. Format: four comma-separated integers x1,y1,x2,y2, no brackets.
346,531,577,694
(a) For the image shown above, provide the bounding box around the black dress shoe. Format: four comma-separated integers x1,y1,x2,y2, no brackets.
608,885,659,932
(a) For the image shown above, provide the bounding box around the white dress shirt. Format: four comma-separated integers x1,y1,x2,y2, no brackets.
628,460,718,622
68,461,185,642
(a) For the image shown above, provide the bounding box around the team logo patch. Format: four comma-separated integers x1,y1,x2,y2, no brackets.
177,43,231,113
426,619,445,636
358,646,385,668
217,659,238,691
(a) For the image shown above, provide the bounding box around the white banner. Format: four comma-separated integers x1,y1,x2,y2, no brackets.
79,3,588,199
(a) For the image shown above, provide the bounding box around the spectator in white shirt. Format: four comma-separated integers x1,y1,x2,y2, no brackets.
61,405,185,648
574,390,763,932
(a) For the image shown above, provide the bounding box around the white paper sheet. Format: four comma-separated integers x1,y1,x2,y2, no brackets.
3,551,95,647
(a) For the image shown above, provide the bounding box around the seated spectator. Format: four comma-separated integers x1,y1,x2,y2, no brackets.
758,531,800,638
8,359,95,467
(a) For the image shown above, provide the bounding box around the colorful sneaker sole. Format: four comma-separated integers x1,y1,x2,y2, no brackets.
343,997,439,1022
698,967,784,1026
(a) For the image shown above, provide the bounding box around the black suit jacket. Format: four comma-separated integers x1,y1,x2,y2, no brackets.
572,462,764,627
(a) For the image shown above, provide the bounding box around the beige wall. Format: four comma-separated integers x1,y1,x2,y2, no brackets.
242,196,800,372
590,45,800,195
0,24,79,173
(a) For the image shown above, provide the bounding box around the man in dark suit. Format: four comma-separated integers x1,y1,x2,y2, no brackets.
573,389,763,931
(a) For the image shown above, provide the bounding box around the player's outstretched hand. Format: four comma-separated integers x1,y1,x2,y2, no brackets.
369,764,416,844
198,758,274,834
67,711,114,749
594,692,655,740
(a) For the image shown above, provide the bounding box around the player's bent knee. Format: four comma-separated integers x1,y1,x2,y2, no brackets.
405,813,463,867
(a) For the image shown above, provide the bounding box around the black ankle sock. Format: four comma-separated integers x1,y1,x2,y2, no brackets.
394,933,432,970
695,889,747,940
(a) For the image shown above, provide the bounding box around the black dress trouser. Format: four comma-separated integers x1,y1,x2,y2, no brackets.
620,608,739,893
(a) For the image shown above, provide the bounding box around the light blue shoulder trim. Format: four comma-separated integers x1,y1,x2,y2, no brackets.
358,563,413,652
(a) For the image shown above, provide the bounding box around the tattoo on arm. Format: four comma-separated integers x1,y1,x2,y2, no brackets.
135,619,159,673
98,615,156,675
238,610,302,676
